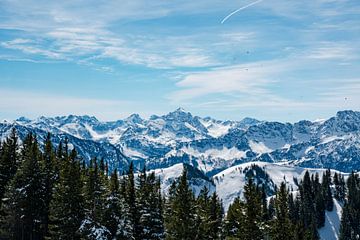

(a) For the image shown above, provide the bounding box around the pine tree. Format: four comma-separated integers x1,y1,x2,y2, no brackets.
103,169,122,238
339,172,360,240
195,188,223,240
125,161,140,239
270,182,294,240
225,197,246,238
322,169,333,211
80,157,109,239
0,128,19,209
138,171,165,240
1,133,45,239
207,192,223,240
243,178,264,240
48,148,84,239
195,186,210,240
164,167,197,240
41,132,56,238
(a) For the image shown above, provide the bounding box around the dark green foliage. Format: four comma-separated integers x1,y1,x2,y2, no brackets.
339,172,360,240
333,172,346,202
0,128,19,209
225,197,246,238
164,168,197,240
195,187,223,240
137,168,165,240
48,148,84,239
322,169,333,212
1,133,46,239
243,178,264,240
270,182,294,240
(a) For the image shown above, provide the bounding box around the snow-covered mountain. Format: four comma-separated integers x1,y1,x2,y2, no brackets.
1,109,360,174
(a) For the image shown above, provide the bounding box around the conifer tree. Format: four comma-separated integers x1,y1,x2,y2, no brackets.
321,169,333,211
0,128,19,209
208,192,223,240
225,197,246,238
138,171,165,240
103,169,122,238
125,161,140,239
1,133,45,239
41,132,56,237
80,157,109,239
339,172,360,240
164,167,197,240
243,178,264,240
48,148,84,239
270,182,294,240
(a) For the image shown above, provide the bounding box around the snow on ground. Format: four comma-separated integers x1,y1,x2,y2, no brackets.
121,146,147,159
212,161,347,210
319,199,343,240
180,146,247,160
249,140,273,154
147,163,215,197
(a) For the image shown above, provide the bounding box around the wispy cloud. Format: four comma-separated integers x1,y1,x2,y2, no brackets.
306,42,358,61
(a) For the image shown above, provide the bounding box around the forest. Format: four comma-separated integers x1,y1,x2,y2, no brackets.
0,129,359,240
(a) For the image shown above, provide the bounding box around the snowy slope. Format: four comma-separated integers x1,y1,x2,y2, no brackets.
319,199,343,240
141,163,215,197
212,161,348,210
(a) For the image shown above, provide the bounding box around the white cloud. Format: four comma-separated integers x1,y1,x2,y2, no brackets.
306,42,358,61
169,59,289,101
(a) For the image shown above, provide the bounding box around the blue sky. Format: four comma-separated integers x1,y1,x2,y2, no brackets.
0,0,359,122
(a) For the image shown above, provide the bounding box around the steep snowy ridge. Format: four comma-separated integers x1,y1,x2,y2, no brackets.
1,109,360,174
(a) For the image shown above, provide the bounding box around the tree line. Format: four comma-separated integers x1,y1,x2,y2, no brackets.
0,129,359,240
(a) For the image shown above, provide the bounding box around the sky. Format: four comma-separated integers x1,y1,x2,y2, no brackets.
0,0,359,122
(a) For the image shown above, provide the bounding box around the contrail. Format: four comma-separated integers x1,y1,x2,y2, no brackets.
221,0,263,24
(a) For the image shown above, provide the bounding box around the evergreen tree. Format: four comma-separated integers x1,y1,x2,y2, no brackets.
41,133,56,237
138,171,165,240
80,157,109,239
195,186,223,240
243,178,264,240
0,128,19,209
270,182,294,240
1,133,45,239
321,169,333,211
225,197,246,238
125,161,140,239
339,172,360,240
207,192,223,240
48,148,84,239
164,167,197,240
103,169,122,238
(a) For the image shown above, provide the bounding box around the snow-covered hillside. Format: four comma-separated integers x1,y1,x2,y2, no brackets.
212,161,348,210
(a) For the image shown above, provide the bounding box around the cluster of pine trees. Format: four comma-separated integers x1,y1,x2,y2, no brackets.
224,169,347,240
0,129,359,240
0,130,223,239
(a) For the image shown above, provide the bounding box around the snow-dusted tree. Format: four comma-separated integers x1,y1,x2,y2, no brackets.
1,133,45,239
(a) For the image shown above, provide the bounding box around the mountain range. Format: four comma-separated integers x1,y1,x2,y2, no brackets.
1,108,360,175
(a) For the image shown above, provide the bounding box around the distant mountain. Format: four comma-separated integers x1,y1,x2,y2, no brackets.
1,109,360,174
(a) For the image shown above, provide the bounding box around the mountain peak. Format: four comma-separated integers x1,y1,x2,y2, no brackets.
175,107,186,112
125,113,143,124
16,116,31,123
165,108,192,120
